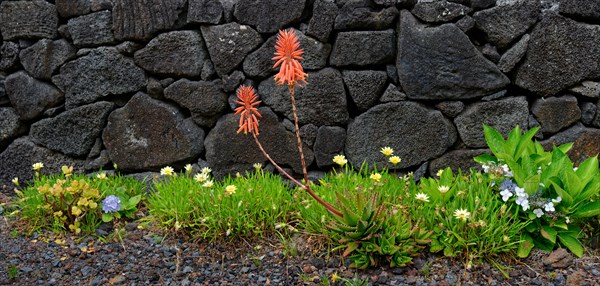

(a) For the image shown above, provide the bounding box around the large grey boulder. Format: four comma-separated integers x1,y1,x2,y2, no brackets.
112,0,187,41
330,30,395,67
0,108,25,150
134,31,206,77
429,149,491,175
473,0,540,48
233,0,306,33
313,126,346,168
243,31,330,78
188,0,223,24
411,0,471,23
541,124,600,165
397,11,508,100
56,0,91,18
5,71,63,120
67,11,115,47
515,14,600,97
30,102,114,157
0,42,20,72
559,0,600,20
102,93,205,171
163,79,227,128
201,23,263,77
342,70,387,112
454,97,529,148
0,137,85,193
497,34,529,73
19,39,76,80
0,1,58,40
335,1,398,30
306,0,338,42
346,102,457,169
205,107,314,179
569,81,600,99
258,68,349,126
531,96,581,134
53,47,146,109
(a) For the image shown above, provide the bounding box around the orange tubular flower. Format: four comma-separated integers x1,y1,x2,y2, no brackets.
234,85,262,135
272,29,307,87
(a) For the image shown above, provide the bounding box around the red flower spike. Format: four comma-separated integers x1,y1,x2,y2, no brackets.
234,85,262,135
272,29,307,87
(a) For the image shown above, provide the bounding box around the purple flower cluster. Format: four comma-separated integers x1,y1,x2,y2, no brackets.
102,195,121,213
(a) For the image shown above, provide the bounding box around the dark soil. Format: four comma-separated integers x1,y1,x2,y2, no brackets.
1,193,599,286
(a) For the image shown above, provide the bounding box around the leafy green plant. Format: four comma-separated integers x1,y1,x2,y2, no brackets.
8,264,18,280
475,125,600,257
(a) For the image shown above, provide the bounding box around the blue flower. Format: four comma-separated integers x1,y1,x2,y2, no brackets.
500,179,516,191
102,195,121,213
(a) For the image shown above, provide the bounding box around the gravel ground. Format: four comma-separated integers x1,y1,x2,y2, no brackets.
1,193,599,286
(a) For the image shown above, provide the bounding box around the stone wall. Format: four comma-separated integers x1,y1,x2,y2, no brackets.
1,0,600,191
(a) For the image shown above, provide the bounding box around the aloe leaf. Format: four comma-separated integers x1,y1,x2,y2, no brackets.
342,241,360,257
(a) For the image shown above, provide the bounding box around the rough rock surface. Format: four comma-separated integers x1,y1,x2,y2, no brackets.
5,71,63,120
569,81,600,98
299,124,318,147
541,124,600,165
436,101,465,118
471,0,496,9
30,102,115,157
454,97,530,148
0,1,58,40
330,30,395,67
233,0,306,33
428,149,491,175
559,0,600,20
0,108,25,150
515,15,600,97
201,23,263,77
335,1,398,30
593,99,600,128
258,68,348,126
53,47,146,109
379,83,407,103
473,0,540,48
67,11,115,47
0,137,84,190
397,12,509,100
102,93,205,171
0,42,20,71
411,1,471,23
163,79,227,128
134,30,206,77
531,96,581,134
112,0,187,41
19,39,76,80
243,31,330,78
313,126,346,168
205,107,314,178
342,70,387,112
188,0,223,24
56,0,91,18
306,0,338,42
579,102,597,125
346,102,457,169
497,34,529,73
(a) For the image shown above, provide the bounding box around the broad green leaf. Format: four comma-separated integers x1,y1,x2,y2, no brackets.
575,155,599,183
513,127,538,159
558,233,584,257
540,225,557,244
523,174,541,195
517,234,534,258
483,125,506,157
552,221,569,231
572,201,600,218
102,213,113,223
557,142,574,154
574,176,600,205
474,154,497,165
550,178,573,206
128,194,142,206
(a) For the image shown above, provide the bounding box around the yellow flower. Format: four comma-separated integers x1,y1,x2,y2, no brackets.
61,165,73,177
332,154,348,167
201,167,212,175
370,173,382,182
389,156,401,166
96,172,107,180
438,185,450,194
203,180,214,188
436,169,444,177
194,173,208,183
160,166,175,176
12,177,19,186
415,192,430,202
71,206,82,216
253,163,262,170
454,208,471,221
225,185,237,196
331,272,341,283
53,210,63,217
184,164,193,173
380,147,394,157
77,197,89,207
32,162,44,171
